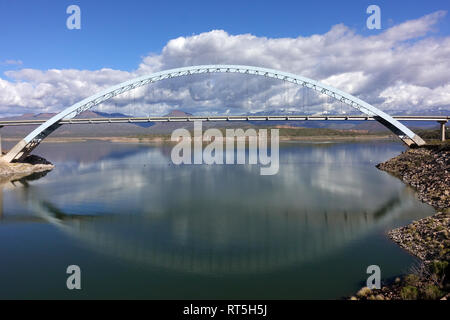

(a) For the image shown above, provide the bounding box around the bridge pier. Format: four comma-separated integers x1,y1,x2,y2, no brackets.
0,125,3,156
438,120,447,142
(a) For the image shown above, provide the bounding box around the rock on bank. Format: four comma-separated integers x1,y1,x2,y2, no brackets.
0,155,54,181
376,145,449,210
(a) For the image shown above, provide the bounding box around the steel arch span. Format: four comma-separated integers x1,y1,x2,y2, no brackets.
3,65,425,162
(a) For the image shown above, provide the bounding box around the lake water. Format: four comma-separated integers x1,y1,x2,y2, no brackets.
0,140,435,299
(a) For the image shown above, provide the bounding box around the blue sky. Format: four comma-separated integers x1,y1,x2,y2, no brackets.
1,0,449,72
1,0,449,117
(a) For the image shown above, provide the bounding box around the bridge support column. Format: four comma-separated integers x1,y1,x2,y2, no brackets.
438,120,447,142
0,125,3,156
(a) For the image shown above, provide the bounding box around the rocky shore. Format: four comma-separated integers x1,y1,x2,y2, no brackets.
376,145,449,210
350,144,449,300
0,154,54,182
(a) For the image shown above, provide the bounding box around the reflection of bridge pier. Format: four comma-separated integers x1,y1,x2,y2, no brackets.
438,120,447,142
0,187,3,220
0,125,3,155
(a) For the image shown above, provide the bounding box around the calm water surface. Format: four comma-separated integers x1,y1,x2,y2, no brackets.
0,140,435,299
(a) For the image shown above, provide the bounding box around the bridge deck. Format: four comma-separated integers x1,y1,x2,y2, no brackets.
0,115,448,126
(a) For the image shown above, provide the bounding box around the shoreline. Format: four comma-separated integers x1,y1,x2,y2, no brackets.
351,143,449,300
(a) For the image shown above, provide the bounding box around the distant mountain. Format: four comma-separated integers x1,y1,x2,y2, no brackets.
142,110,192,133
0,108,446,138
243,109,445,132
76,110,130,119
0,112,56,121
0,110,131,121
0,110,148,138
166,110,193,117
132,109,196,131
0,109,207,137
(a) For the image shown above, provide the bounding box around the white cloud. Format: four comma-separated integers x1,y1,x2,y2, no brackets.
380,82,450,110
1,11,449,116
2,59,23,66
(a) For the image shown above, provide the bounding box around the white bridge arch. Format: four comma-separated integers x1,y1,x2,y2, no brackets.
4,65,425,162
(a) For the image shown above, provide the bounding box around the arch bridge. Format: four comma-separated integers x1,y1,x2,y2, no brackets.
3,65,426,163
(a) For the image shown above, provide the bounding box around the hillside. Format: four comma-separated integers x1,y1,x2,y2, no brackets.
0,110,444,138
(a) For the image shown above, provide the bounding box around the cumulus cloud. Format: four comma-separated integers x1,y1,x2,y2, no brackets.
1,10,449,116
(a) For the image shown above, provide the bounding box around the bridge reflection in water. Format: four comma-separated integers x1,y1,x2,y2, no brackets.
26,194,408,275
0,141,434,276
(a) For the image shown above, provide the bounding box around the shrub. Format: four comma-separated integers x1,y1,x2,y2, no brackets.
356,287,371,298
429,260,449,287
404,274,420,287
430,260,448,278
400,286,418,300
421,284,442,300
